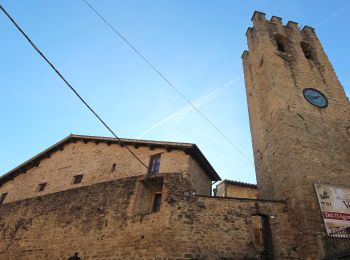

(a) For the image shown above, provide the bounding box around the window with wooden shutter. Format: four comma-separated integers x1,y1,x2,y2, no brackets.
152,193,162,212
148,154,161,175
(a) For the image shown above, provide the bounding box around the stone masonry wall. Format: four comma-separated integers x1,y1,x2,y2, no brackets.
0,141,198,204
0,173,301,260
188,157,211,196
242,12,350,259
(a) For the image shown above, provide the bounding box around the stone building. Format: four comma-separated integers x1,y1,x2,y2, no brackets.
216,180,258,199
0,11,349,260
242,11,350,259
0,135,219,204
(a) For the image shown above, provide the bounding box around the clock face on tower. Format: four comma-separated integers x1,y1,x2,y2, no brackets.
303,88,328,108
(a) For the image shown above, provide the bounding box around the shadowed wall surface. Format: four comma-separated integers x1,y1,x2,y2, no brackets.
0,173,299,260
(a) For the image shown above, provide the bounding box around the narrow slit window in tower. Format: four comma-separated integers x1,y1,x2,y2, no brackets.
300,42,314,60
277,41,285,52
275,34,287,53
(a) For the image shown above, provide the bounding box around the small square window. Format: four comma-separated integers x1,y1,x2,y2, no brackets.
73,175,83,184
152,193,162,212
38,183,47,192
148,154,161,175
0,193,8,204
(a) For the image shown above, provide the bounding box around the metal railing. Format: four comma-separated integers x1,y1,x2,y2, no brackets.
322,228,350,258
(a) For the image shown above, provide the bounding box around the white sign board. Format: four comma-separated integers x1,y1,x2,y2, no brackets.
314,184,350,235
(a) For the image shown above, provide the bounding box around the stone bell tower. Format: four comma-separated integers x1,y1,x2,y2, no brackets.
242,11,350,258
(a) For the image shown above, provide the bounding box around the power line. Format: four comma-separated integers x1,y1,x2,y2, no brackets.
0,3,148,169
81,0,254,165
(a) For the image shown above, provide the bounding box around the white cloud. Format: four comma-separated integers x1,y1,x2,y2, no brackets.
136,75,242,139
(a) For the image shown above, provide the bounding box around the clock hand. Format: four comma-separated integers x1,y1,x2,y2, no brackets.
310,95,321,100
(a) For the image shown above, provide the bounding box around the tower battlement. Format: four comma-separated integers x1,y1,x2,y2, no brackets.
251,10,315,32
244,11,319,63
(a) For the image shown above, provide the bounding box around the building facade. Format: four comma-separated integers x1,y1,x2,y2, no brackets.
0,135,218,204
216,180,258,199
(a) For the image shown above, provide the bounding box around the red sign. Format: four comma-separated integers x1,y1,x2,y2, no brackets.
322,211,350,221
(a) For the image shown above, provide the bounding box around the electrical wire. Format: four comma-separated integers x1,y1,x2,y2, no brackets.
81,0,254,165
0,3,148,169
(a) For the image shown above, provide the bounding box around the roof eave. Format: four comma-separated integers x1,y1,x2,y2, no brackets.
190,145,221,181
0,134,221,186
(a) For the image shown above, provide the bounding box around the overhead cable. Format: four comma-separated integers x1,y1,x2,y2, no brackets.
81,0,254,165
0,3,148,169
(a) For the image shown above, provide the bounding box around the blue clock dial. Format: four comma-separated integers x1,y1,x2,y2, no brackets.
303,88,328,108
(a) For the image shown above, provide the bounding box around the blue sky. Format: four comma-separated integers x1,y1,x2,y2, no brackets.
0,0,349,184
